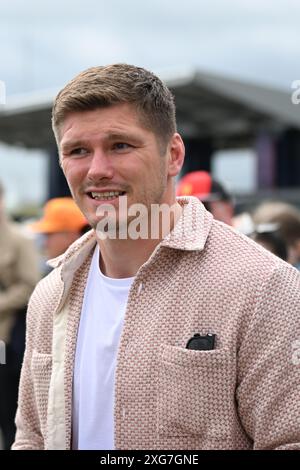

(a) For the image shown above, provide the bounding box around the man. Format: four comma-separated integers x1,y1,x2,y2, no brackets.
13,64,300,450
0,181,39,449
176,170,234,225
30,197,88,275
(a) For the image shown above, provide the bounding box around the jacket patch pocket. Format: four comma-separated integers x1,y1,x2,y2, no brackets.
157,344,236,440
31,349,52,437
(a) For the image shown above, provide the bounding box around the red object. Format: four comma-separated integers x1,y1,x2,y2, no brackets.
176,171,212,200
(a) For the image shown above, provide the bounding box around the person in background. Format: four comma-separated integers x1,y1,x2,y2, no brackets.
252,201,300,269
176,170,234,225
249,224,288,261
30,197,89,275
0,181,40,449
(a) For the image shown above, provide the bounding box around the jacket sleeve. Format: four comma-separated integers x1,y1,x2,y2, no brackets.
11,287,45,450
236,262,300,449
0,235,40,313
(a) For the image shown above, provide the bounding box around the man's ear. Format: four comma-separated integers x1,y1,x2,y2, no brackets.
167,133,185,177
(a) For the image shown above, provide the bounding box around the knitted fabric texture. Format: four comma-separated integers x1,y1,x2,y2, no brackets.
13,197,300,450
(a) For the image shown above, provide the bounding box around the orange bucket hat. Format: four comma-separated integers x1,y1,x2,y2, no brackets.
30,197,87,233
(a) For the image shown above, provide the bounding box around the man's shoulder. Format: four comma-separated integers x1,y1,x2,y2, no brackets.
210,218,279,262
205,218,299,283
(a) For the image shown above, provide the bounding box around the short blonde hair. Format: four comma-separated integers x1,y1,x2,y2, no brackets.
52,64,176,152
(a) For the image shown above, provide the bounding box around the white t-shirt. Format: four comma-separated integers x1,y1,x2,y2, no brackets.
72,244,134,450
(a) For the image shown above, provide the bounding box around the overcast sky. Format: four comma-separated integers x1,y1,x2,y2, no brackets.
1,0,300,96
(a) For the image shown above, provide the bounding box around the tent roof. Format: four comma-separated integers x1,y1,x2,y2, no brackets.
0,68,298,149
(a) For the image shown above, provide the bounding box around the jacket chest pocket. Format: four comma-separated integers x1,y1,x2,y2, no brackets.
157,345,236,441
31,349,52,437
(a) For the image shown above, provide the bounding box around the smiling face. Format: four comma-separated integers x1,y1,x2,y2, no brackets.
59,103,184,231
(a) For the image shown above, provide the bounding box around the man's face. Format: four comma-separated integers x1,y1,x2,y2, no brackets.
59,103,184,231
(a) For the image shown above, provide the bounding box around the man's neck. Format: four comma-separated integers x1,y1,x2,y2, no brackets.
97,201,183,278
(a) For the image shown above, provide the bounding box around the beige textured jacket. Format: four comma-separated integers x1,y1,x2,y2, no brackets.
13,197,300,450
0,218,39,343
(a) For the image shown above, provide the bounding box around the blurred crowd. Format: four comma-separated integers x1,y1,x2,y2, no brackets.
1,171,300,448
177,171,300,266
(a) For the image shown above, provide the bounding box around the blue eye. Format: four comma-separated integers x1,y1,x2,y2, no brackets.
114,143,131,150
70,148,88,156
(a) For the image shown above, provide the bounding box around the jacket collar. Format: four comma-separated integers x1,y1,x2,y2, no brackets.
161,196,213,251
48,196,212,280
